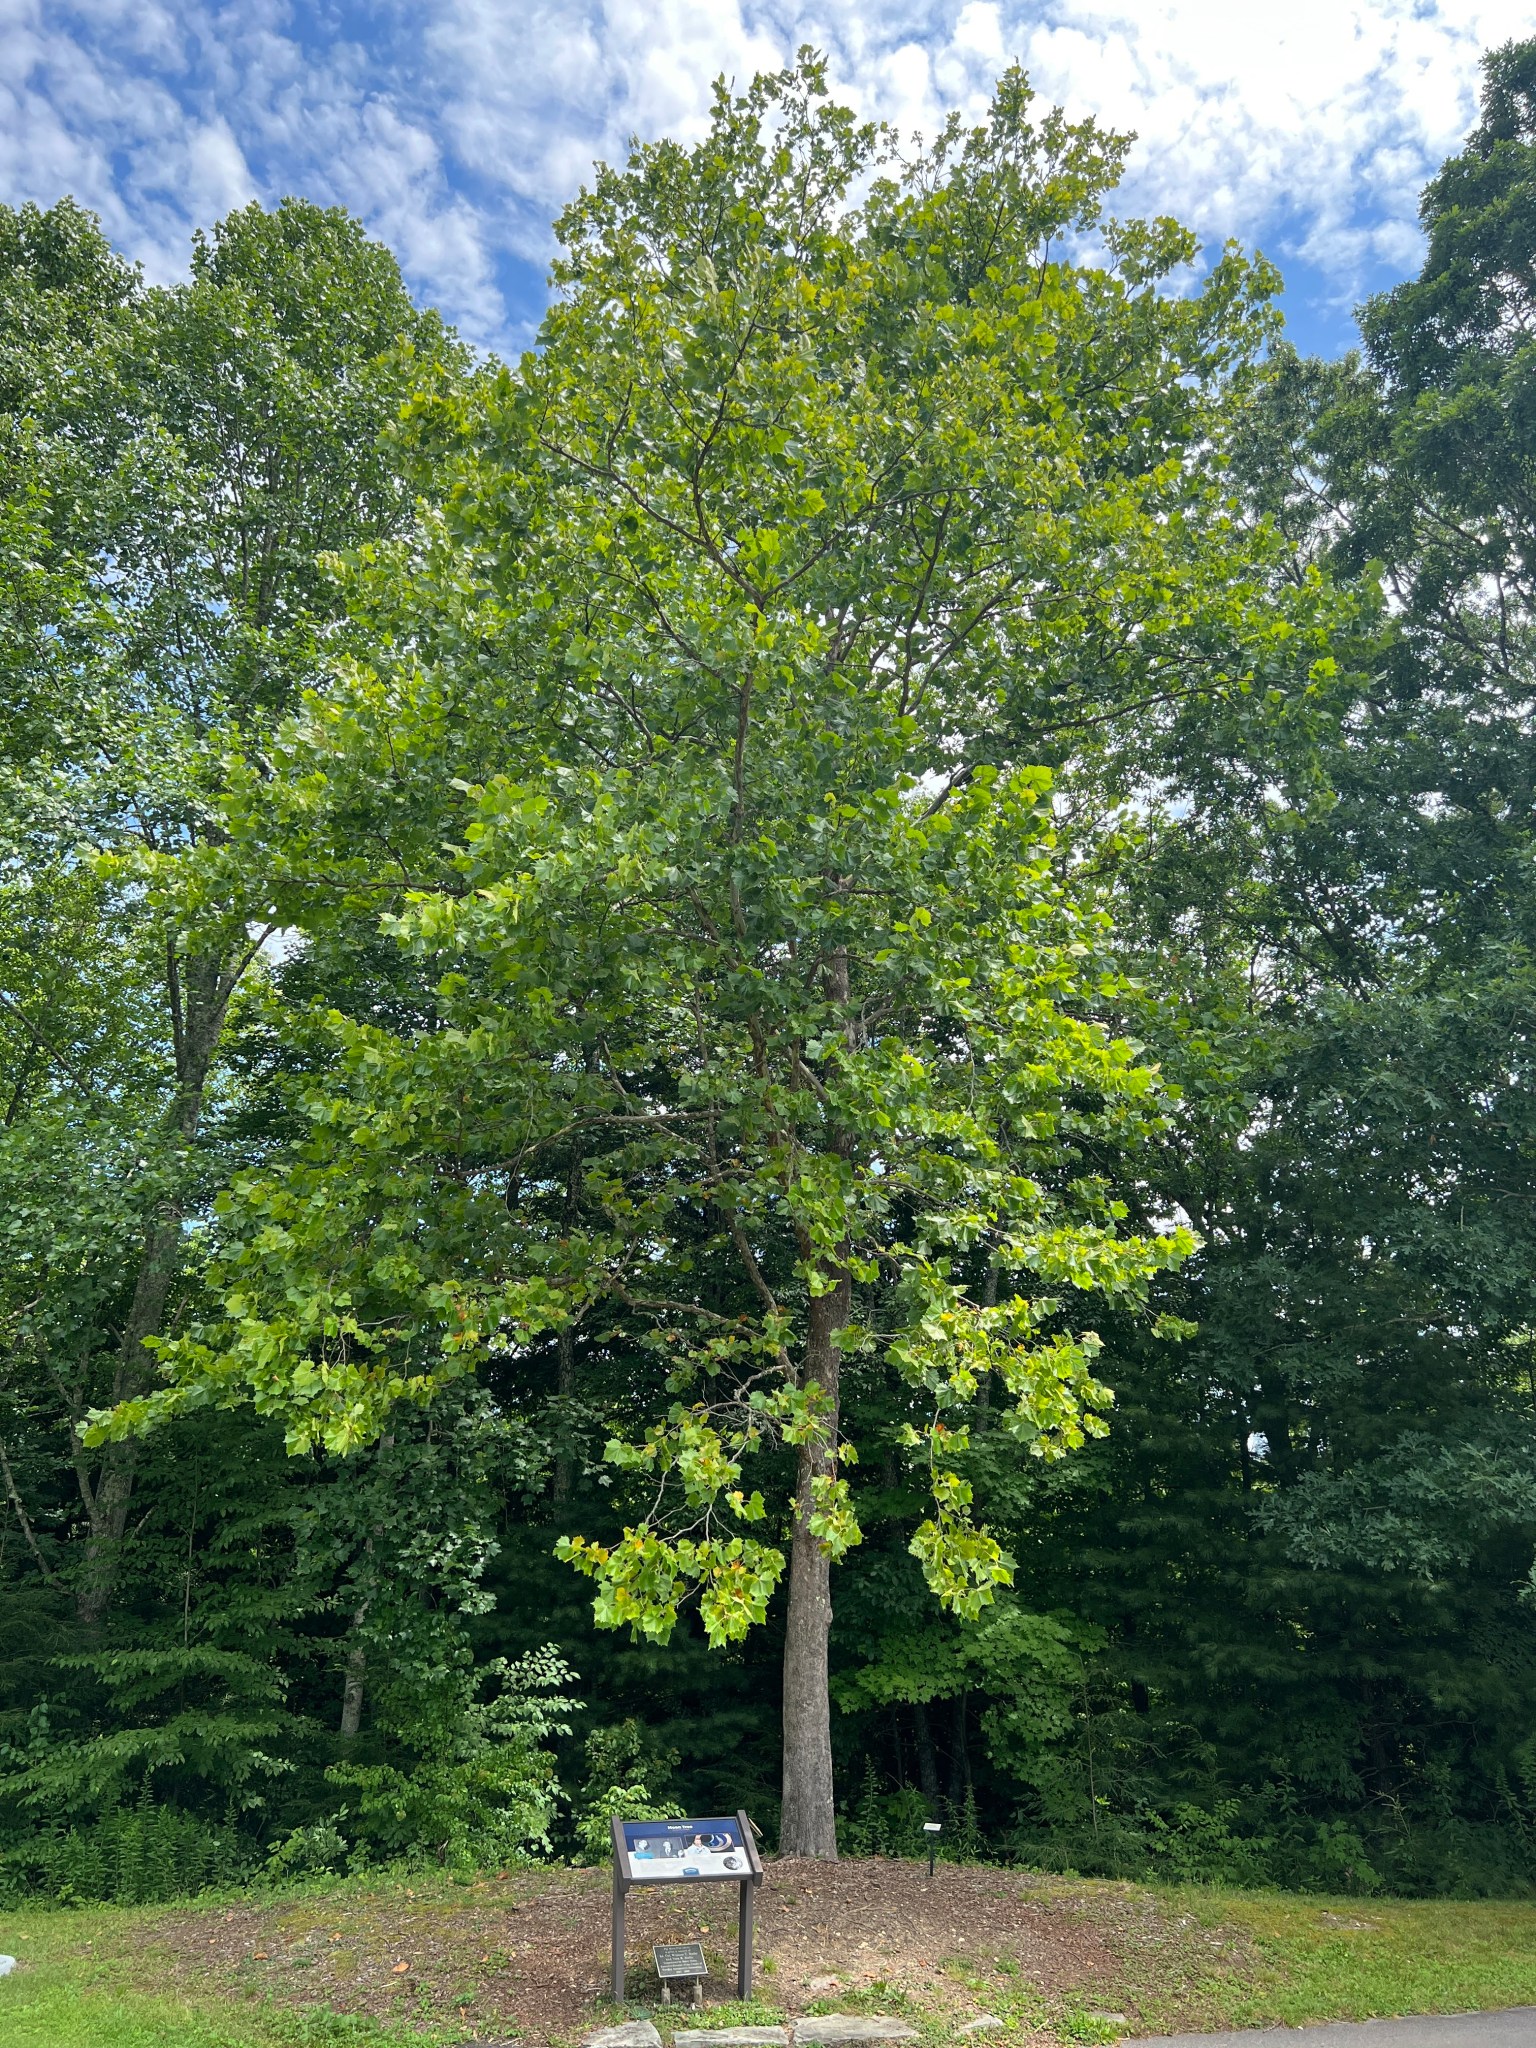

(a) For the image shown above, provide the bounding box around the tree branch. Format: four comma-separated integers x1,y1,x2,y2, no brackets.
0,1432,63,1589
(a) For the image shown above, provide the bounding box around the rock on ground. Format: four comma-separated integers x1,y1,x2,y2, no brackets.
794,2019,921,2045
584,2020,919,2048
672,2030,791,2046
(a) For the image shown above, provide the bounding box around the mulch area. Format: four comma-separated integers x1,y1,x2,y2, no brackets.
751,1858,1120,2004
118,1858,1229,2044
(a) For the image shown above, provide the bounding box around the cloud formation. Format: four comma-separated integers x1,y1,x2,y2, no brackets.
1,0,1529,355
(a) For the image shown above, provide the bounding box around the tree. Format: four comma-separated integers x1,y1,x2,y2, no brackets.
111,60,1336,1855
19,46,1536,1898
0,196,466,1632
943,33,1536,1892
1214,33,1536,1664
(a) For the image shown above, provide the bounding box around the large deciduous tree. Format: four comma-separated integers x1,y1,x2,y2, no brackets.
112,61,1338,1854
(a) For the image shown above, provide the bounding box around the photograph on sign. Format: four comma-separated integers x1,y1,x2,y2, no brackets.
622,1816,748,1879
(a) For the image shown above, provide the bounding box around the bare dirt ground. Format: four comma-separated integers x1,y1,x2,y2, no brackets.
121,1857,1254,2044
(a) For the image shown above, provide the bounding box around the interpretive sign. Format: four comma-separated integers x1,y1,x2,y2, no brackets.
620,1817,752,1881
610,1811,763,2003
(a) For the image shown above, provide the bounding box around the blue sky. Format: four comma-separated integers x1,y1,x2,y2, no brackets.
2,1,1528,361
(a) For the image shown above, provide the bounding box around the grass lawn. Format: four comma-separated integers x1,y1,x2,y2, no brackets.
1156,1886,1536,2032
5,1867,1536,2046
0,1896,457,2048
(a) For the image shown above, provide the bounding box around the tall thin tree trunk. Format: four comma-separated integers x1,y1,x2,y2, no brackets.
551,1099,588,1505
779,1278,849,1859
77,942,248,1627
340,1519,382,1736
913,1702,941,1804
340,1624,368,1739
778,942,856,1861
947,1690,971,1807
551,1323,576,1504
77,1210,183,1625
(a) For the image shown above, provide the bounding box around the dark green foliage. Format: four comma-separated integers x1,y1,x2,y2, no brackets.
0,1792,248,1907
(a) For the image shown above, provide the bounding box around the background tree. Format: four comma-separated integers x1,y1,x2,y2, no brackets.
937,32,1536,1895
0,196,466,1631
0,201,543,1896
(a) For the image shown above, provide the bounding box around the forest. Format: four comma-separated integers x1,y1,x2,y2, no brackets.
2,33,1536,1912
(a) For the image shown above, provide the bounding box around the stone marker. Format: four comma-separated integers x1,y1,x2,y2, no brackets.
673,2030,791,2047
795,2018,921,2045
583,2023,664,2048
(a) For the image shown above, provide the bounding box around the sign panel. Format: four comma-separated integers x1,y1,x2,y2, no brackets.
621,1816,750,1880
611,1810,762,2002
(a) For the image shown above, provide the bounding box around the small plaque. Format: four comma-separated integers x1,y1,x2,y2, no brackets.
654,1942,708,1981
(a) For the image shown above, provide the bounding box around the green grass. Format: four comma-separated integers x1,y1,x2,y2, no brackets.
930,1878,1536,2041
0,1971,431,2048
0,1976,448,2048
0,1895,456,2048
0,1975,256,2048
1170,1886,1536,2032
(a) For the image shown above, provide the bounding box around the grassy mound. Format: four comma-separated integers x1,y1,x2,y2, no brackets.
6,1860,1536,2045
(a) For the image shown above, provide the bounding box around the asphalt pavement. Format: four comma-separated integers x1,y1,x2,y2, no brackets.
1134,2013,1536,2045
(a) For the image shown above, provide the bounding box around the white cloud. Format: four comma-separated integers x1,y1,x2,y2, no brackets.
0,0,1529,351
424,0,786,241
988,0,1529,284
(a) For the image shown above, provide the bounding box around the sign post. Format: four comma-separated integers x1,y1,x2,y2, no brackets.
738,1869,754,1998
612,1855,627,2002
610,1812,764,2004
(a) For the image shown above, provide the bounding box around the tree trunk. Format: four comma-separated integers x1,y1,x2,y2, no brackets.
551,1323,577,1504
76,942,247,1627
340,1629,368,1738
912,1702,941,1804
779,1279,848,1859
551,1123,587,1505
77,1209,183,1625
947,1689,971,1807
779,941,857,1860
781,1441,837,1856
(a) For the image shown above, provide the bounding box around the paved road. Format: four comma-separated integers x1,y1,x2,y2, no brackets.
1135,2013,1536,2045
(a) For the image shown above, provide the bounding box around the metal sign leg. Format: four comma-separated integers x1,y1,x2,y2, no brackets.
612,1871,627,2003
737,1877,753,2000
